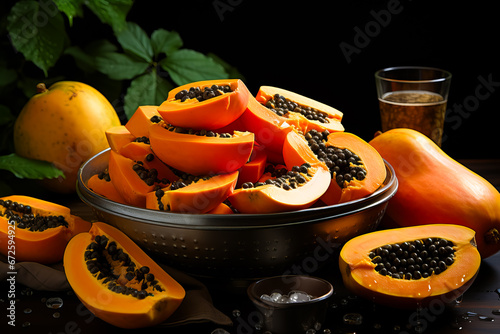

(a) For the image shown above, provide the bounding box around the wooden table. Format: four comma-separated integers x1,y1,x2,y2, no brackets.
2,159,499,333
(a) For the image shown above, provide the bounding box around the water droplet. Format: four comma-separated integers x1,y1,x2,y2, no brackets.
22,321,31,328
478,315,494,321
449,321,463,330
343,312,363,325
492,309,500,315
23,308,32,314
232,309,241,318
466,311,477,317
53,312,61,319
323,329,332,334
495,288,500,297
305,329,316,334
46,297,63,309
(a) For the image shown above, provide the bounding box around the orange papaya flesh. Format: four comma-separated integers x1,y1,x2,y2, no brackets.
206,201,234,214
149,123,254,176
239,94,294,157
146,171,238,214
87,173,128,205
369,128,500,259
118,141,179,184
158,79,250,130
339,224,481,308
236,144,268,188
227,163,330,214
125,105,163,138
283,129,386,204
0,195,91,264
255,85,344,134
105,125,135,152
63,222,185,329
108,150,169,208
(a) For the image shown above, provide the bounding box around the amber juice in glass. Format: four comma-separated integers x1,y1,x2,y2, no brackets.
375,67,451,147
379,90,447,146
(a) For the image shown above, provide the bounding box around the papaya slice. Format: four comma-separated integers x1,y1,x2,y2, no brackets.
105,125,135,152
125,105,163,138
227,163,330,214
64,222,185,329
206,202,234,214
87,172,128,205
283,129,386,204
238,94,294,160
157,79,250,130
236,144,268,188
118,141,179,184
0,195,91,264
146,171,238,214
108,150,168,208
149,123,254,176
255,86,344,134
339,224,481,308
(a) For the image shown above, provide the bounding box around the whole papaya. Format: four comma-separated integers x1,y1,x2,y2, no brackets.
14,82,121,193
369,128,500,258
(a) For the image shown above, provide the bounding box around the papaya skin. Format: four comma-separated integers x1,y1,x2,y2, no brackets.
339,224,481,308
13,82,121,193
0,195,91,264
369,128,500,258
63,222,185,329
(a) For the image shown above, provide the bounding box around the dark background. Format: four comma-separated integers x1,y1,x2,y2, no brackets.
94,1,499,159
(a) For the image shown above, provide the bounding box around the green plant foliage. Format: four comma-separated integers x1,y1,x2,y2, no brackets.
0,0,243,186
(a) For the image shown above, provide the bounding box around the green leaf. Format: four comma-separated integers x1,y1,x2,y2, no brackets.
84,0,133,32
64,39,118,72
151,29,183,58
123,70,174,119
0,154,64,179
116,22,153,63
160,49,228,86
53,0,84,26
95,52,149,80
7,1,68,76
207,53,246,81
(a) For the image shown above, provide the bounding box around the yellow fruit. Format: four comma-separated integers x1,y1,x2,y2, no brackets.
14,81,121,193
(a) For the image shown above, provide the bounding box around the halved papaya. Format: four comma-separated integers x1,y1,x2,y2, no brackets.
283,129,386,204
339,224,481,308
108,150,168,208
149,123,254,176
255,86,344,134
118,141,179,184
64,222,185,328
87,173,128,205
0,195,91,264
236,144,268,188
105,125,135,152
157,79,250,130
125,105,163,138
145,171,238,214
227,163,330,213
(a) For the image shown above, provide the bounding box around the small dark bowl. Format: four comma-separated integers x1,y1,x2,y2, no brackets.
247,275,334,334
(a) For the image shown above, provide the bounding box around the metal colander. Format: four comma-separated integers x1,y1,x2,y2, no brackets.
77,148,397,281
